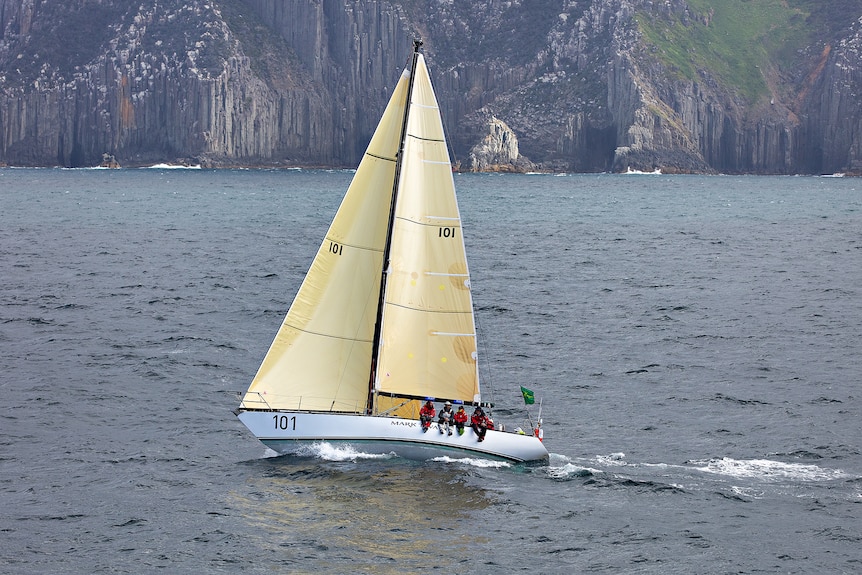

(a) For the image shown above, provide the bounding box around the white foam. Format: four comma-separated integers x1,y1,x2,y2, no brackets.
596,452,627,465
431,455,511,469
262,442,395,461
310,442,395,461
544,454,602,478
144,163,202,169
547,462,600,479
689,457,847,482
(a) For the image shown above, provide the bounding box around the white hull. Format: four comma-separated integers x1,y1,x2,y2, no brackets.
237,410,549,463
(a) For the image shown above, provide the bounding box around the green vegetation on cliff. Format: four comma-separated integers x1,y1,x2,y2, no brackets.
635,0,859,105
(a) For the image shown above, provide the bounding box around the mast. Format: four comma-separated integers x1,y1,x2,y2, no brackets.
366,39,424,414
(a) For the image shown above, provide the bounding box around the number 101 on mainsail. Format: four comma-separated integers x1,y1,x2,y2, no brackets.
235,41,548,464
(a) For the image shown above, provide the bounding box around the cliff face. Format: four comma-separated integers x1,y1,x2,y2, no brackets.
0,0,338,167
801,19,862,174
610,1,862,174
1,0,861,173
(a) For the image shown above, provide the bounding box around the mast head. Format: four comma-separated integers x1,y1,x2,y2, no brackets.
413,39,423,53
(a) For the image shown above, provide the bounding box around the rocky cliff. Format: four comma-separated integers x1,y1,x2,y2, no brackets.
1,0,860,173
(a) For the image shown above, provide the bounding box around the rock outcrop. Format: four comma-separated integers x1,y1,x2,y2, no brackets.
468,116,533,172
1,0,861,174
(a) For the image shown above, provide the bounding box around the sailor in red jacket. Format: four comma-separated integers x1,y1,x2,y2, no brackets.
471,406,489,442
419,400,435,433
453,406,468,436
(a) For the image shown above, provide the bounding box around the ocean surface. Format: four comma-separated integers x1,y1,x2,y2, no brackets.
1,167,860,574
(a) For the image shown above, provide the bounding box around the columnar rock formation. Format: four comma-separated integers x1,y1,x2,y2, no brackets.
1,0,860,174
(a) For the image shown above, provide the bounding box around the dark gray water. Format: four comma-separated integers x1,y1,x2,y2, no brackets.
1,168,860,573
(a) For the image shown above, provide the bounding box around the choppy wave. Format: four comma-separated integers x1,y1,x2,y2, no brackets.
595,452,627,465
547,463,598,480
4,169,861,574
546,453,601,480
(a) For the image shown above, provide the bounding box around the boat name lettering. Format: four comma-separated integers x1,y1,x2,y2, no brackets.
438,227,456,238
273,415,297,430
328,241,343,256
391,420,417,427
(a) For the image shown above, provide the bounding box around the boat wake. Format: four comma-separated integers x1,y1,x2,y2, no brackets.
687,457,849,482
260,442,396,461
541,452,851,489
430,455,512,469
545,453,602,480
304,442,396,461
261,443,522,467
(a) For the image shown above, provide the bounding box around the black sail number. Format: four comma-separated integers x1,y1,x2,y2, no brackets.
273,415,297,430
328,241,343,256
438,227,456,238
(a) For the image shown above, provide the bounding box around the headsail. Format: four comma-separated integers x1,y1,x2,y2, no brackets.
240,68,411,413
374,53,481,406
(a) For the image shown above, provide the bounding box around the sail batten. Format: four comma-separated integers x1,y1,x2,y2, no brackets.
431,332,476,337
408,136,444,143
366,152,397,162
278,324,374,343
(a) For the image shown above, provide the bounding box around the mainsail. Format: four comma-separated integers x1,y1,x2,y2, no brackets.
374,54,480,405
241,48,480,415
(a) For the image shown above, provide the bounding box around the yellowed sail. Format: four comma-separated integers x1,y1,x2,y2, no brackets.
241,68,411,412
374,54,481,404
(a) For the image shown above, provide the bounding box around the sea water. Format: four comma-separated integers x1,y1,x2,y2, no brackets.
1,168,860,573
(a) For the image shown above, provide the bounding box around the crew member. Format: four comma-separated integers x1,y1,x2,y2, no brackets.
437,401,454,436
471,406,488,442
419,400,435,432
453,406,468,435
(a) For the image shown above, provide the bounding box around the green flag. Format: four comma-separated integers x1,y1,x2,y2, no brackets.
520,386,535,405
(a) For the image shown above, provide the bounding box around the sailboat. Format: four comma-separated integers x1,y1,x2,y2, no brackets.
236,41,548,464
